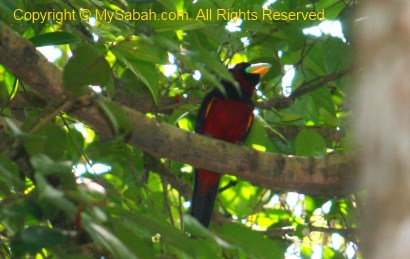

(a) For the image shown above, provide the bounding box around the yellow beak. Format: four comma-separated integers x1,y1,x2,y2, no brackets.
245,63,272,75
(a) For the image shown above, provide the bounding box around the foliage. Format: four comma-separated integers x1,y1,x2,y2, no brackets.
0,0,359,258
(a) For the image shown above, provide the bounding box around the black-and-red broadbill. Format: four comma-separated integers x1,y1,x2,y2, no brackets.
191,62,271,227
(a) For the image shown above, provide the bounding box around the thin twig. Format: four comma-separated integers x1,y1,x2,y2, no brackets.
256,66,354,110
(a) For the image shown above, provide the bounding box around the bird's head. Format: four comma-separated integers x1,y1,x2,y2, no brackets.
229,62,271,98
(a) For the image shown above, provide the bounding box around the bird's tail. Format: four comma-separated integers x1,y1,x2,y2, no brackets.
190,169,221,227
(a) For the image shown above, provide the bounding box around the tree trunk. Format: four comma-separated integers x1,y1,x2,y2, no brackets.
356,1,410,257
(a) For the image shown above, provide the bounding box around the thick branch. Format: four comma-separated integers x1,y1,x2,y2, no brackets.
0,21,358,197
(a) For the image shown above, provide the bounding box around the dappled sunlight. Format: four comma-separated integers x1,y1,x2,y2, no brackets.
303,20,346,41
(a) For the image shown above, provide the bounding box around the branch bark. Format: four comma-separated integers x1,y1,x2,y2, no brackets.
0,21,358,197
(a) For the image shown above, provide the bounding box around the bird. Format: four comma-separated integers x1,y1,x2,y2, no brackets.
191,62,271,227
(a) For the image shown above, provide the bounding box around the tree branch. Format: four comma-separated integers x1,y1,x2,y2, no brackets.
255,67,353,110
267,126,345,141
0,21,359,197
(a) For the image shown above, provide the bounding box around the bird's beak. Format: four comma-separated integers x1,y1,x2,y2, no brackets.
245,63,271,75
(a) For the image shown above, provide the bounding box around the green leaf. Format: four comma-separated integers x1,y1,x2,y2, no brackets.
301,244,313,259
168,106,192,126
265,209,291,226
30,154,77,189
276,24,305,52
29,32,80,47
304,196,317,213
30,154,70,174
86,222,138,259
11,226,68,256
198,48,234,83
183,215,233,253
61,256,93,259
311,87,336,117
0,65,17,104
295,129,326,156
122,212,215,258
151,19,206,32
0,155,24,195
245,116,277,152
219,180,261,217
0,0,23,25
279,112,303,122
218,224,287,259
323,37,353,73
304,196,328,220
318,1,346,20
97,98,132,136
112,41,163,104
183,215,216,239
22,123,68,160
35,174,78,215
122,59,159,104
322,246,346,259
319,108,339,126
113,219,157,259
63,44,111,95
111,40,167,64
302,42,327,77
1,200,32,235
